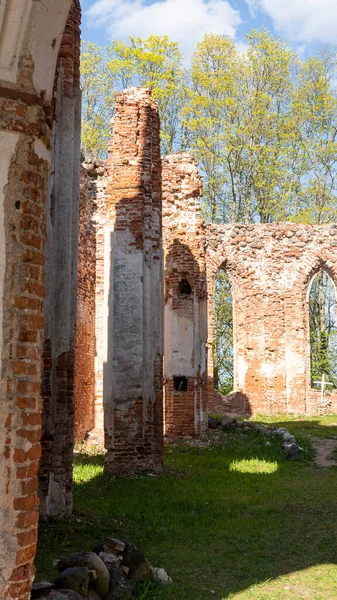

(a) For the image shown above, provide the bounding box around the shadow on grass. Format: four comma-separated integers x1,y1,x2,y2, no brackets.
35,419,337,600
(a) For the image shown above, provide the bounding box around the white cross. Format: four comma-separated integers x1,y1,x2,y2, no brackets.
313,373,333,404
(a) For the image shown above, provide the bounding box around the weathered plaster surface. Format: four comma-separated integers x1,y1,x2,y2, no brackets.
104,87,163,473
0,0,72,98
162,152,207,437
0,131,18,381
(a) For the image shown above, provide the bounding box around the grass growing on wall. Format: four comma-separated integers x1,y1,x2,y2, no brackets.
36,416,337,599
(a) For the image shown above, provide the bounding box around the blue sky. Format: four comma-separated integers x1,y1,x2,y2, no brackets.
80,0,337,60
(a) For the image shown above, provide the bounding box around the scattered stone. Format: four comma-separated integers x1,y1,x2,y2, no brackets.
105,566,133,600
283,433,296,444
220,416,230,427
150,567,173,584
243,421,255,429
94,159,105,168
57,552,110,597
31,581,55,598
46,591,71,600
99,552,122,567
55,566,90,596
122,541,151,581
283,442,303,460
83,162,95,171
57,591,83,600
104,537,126,554
86,590,102,600
208,416,221,429
208,415,302,459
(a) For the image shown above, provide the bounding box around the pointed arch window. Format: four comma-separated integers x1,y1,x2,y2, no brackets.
309,270,337,389
213,267,234,395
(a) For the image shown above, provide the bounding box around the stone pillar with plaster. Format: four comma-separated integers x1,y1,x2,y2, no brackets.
104,88,163,473
38,0,81,519
162,152,207,437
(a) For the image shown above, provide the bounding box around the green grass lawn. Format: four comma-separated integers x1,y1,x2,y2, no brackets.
35,415,337,599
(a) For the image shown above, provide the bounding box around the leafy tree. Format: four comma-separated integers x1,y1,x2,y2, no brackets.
105,36,186,154
184,30,299,223
293,50,337,224
80,36,185,157
81,41,112,158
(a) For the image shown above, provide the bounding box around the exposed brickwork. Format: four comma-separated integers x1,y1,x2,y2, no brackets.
162,153,207,437
74,169,96,442
1,137,49,600
206,223,337,415
104,88,163,472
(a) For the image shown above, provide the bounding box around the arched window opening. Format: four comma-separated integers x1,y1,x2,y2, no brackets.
213,267,234,395
309,270,337,390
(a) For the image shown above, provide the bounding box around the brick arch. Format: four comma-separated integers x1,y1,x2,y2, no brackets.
0,1,79,597
299,256,337,409
205,237,253,416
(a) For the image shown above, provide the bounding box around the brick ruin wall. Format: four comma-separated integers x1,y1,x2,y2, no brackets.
206,223,337,416
74,148,337,444
162,153,208,437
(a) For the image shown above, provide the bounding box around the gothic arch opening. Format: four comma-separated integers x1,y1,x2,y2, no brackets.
308,269,337,392
213,265,234,396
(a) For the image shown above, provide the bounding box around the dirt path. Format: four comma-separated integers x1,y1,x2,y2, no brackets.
309,437,337,467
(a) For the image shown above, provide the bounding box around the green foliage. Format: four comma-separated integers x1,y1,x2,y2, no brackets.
80,41,113,158
81,35,185,156
81,30,337,223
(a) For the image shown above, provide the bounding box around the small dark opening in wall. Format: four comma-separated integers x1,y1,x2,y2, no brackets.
173,376,188,391
179,279,192,296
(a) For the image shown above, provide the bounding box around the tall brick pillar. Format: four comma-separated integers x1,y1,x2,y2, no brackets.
104,88,163,473
162,153,207,437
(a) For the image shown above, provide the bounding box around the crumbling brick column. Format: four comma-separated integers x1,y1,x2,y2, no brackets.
73,168,97,442
38,0,81,519
162,153,207,437
104,88,163,473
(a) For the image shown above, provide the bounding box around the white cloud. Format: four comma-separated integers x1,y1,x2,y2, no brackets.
246,0,337,45
85,0,241,58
